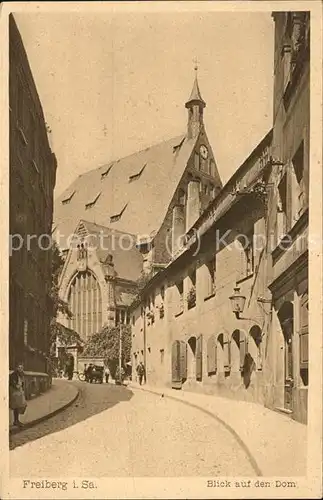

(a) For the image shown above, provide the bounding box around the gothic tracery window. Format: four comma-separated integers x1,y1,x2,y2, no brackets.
67,271,102,340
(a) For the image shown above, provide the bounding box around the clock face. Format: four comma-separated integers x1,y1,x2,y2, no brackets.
199,144,208,160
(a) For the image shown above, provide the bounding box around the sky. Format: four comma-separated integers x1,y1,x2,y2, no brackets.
14,9,274,198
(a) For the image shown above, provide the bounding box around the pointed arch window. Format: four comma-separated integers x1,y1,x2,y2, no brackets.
67,271,102,341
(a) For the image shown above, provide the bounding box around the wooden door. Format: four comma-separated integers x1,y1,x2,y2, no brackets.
196,335,203,381
171,341,182,389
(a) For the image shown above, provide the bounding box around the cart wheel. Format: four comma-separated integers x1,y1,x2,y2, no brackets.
78,373,86,382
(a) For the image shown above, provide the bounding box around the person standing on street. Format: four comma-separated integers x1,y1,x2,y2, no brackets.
104,365,110,384
9,363,27,427
136,362,145,386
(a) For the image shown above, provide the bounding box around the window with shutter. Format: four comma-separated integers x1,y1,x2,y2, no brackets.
223,337,231,372
207,335,217,375
171,340,182,387
180,341,187,382
240,334,248,371
196,335,203,381
299,292,308,371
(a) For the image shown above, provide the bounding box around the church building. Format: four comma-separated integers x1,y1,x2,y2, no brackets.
55,74,223,340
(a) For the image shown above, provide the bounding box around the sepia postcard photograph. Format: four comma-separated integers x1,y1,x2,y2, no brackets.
0,1,322,499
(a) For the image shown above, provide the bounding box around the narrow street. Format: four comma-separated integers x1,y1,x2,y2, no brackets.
10,382,256,477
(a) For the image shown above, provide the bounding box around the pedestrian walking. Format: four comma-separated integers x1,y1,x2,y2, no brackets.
136,361,145,386
104,365,110,384
9,363,27,427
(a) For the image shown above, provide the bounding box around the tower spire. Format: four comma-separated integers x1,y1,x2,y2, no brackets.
185,61,206,139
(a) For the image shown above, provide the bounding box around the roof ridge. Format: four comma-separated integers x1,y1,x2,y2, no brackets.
79,219,138,237
79,133,186,177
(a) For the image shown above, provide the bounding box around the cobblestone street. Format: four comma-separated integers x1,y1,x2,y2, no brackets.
10,382,256,477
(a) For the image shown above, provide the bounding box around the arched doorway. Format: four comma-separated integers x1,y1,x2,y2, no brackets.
277,301,294,411
171,340,187,389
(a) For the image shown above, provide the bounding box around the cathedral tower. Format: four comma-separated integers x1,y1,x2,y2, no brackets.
185,67,206,140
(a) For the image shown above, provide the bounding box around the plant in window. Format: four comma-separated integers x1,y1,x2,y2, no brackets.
251,180,267,199
159,303,164,318
146,310,155,321
187,285,196,308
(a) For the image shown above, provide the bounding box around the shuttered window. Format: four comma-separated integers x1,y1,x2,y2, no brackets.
180,341,187,381
299,292,308,370
223,336,231,372
196,335,203,381
207,335,217,375
171,340,181,386
239,333,248,371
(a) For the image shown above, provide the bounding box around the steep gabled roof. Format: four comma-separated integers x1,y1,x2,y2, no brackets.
74,220,143,282
54,134,197,249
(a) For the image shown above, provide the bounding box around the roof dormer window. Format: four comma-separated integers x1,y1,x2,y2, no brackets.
101,164,113,179
173,137,185,153
62,190,76,205
110,203,128,223
129,164,146,182
85,192,101,210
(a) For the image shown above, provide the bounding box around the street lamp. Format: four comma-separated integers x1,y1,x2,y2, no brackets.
229,287,246,319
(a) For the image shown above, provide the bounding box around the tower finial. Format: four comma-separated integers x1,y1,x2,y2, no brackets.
193,57,199,73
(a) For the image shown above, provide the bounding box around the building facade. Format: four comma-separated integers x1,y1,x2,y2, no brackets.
57,220,143,341
265,11,309,423
131,132,274,406
131,11,309,425
9,15,57,395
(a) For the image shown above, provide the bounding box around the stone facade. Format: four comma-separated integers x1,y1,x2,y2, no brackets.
265,11,309,424
131,11,310,425
58,220,142,342
9,15,57,394
131,132,273,404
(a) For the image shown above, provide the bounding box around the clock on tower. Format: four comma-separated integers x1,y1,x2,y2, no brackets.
199,144,208,160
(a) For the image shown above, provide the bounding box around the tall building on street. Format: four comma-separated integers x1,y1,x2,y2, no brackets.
9,15,57,396
131,11,310,425
265,11,309,423
131,131,273,405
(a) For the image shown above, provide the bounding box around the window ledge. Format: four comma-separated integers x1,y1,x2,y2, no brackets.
204,292,216,302
236,273,254,285
174,310,184,318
